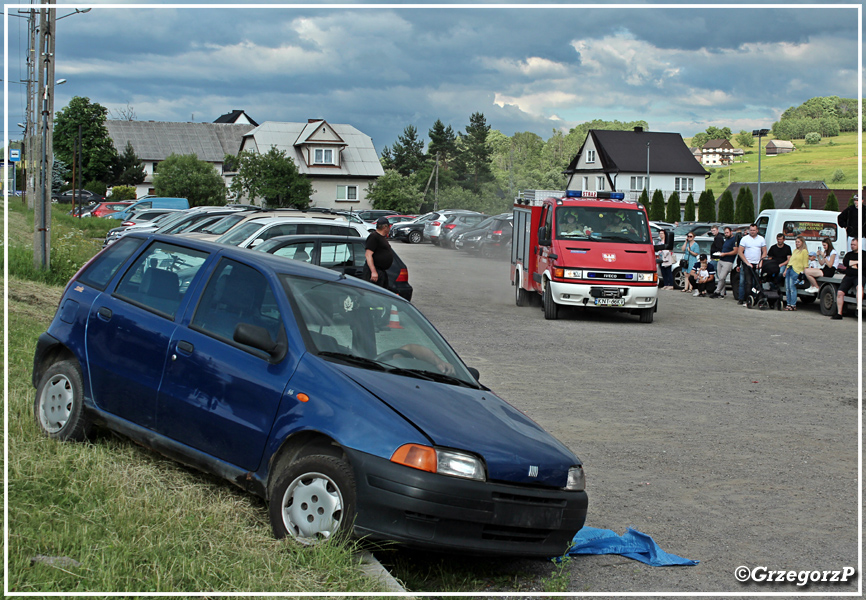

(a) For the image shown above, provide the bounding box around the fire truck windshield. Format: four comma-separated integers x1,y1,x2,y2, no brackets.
555,206,649,243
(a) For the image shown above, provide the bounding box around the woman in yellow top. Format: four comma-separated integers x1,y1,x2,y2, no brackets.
783,235,809,311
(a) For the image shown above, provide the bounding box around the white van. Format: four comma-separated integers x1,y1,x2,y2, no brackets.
754,209,843,258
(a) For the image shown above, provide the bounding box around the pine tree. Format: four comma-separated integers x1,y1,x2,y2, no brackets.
717,190,735,222
427,119,457,168
389,125,425,176
759,191,775,211
698,189,716,221
735,186,755,222
665,191,681,223
454,112,493,194
683,193,696,221
825,192,839,211
648,188,664,220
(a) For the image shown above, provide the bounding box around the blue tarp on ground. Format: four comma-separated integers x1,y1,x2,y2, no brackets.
563,526,699,567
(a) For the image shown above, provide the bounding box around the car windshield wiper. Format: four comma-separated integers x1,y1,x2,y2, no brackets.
316,351,388,371
390,368,476,388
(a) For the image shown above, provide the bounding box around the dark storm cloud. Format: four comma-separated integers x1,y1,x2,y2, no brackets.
5,2,860,153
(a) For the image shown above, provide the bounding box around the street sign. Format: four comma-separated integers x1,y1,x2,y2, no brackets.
9,149,20,162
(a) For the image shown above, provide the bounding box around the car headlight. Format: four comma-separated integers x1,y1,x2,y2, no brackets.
563,269,583,279
391,444,486,481
565,465,585,491
637,272,656,282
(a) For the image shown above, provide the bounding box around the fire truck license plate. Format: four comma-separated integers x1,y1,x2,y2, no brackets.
595,298,625,307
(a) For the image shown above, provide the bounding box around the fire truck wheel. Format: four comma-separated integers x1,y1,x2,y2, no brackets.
639,306,654,323
515,274,529,307
542,281,558,320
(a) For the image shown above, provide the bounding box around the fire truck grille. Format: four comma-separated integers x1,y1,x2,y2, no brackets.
585,271,634,281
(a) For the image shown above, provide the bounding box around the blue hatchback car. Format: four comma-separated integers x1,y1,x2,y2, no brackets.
33,233,588,556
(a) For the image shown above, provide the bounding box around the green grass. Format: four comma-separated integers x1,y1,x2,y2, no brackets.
4,206,389,593
691,131,861,193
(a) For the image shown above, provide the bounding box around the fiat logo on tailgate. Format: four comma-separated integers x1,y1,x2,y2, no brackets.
602,253,616,262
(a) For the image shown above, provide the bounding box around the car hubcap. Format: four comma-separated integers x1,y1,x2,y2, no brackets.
39,374,73,433
282,472,343,543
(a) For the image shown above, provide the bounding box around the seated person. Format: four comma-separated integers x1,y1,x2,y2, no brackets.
604,211,638,235
688,254,716,297
558,212,587,236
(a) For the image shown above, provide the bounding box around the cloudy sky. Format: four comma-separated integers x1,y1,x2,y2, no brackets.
4,1,861,153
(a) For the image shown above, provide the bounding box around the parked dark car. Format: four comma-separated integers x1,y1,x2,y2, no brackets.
255,234,413,301
389,213,438,244
439,213,490,249
355,209,399,223
454,215,509,255
52,189,104,204
33,233,587,556
477,214,514,258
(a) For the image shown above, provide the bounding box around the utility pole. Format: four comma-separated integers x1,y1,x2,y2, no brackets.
24,6,37,210
34,8,56,270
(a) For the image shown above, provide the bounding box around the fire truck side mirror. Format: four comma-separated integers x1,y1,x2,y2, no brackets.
538,226,551,246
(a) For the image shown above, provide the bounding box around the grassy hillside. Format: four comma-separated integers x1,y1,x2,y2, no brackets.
687,131,861,192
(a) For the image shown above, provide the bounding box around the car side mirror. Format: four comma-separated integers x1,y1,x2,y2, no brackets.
468,366,480,381
234,323,283,358
249,238,264,249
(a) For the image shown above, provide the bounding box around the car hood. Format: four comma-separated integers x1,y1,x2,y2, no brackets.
333,363,579,488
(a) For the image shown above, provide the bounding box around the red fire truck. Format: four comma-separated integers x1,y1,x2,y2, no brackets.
511,190,660,323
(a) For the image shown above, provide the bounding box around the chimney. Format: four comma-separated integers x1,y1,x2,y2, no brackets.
634,126,643,132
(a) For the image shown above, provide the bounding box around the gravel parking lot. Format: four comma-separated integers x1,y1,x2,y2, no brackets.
385,242,861,594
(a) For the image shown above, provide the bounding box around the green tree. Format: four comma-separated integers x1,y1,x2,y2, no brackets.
230,147,312,208
454,112,493,194
154,153,227,207
646,189,664,220
427,119,458,168
735,130,754,147
53,96,118,185
705,126,733,140
665,191,680,223
223,153,240,172
759,191,775,211
698,190,716,221
691,132,709,148
110,141,146,187
366,170,424,213
825,191,839,211
735,186,755,223
388,125,425,177
683,193,696,221
717,190,735,222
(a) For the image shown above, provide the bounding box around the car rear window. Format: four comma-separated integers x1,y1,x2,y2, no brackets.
76,237,145,291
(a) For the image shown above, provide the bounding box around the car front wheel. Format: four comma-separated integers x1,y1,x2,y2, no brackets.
34,359,92,441
408,231,422,244
269,454,356,544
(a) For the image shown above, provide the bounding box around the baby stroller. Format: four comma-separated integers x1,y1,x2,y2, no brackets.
742,261,783,310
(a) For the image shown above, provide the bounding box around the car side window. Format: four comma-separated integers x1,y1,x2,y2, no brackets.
756,217,769,238
320,242,354,268
114,241,209,319
264,224,299,240
77,237,146,291
273,242,315,263
191,259,284,354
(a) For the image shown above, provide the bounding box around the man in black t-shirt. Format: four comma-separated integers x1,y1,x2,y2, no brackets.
832,237,860,320
765,233,792,285
363,217,395,289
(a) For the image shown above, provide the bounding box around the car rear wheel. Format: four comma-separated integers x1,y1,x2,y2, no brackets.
408,231,422,244
673,268,685,290
269,454,356,544
34,360,92,441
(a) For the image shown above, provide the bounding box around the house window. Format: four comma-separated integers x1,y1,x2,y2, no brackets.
596,176,605,191
586,149,596,164
314,148,334,165
336,185,358,202
630,176,647,191
582,177,588,190
676,177,694,192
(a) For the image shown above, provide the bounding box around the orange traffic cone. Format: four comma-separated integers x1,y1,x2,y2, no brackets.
387,305,403,329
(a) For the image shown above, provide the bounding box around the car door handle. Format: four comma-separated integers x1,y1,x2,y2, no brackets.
97,307,112,320
176,340,194,354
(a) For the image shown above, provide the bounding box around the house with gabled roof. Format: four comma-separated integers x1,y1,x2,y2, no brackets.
701,139,735,166
564,128,709,207
105,119,255,198
214,109,258,126
238,119,384,209
724,181,827,212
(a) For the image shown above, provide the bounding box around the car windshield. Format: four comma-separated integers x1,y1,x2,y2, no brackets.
199,213,248,235
555,206,649,243
281,275,479,388
216,220,267,245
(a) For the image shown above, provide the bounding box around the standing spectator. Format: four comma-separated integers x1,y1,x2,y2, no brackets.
711,226,737,298
736,224,767,305
363,217,394,289
680,233,700,292
657,229,675,289
688,254,716,297
831,237,860,320
837,194,863,250
765,233,792,287
803,237,837,293
709,225,724,270
782,235,809,311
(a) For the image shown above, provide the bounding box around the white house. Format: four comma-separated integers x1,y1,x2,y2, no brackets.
238,119,384,210
564,128,710,208
105,119,255,199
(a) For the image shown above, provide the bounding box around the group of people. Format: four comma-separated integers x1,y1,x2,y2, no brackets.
656,218,861,318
